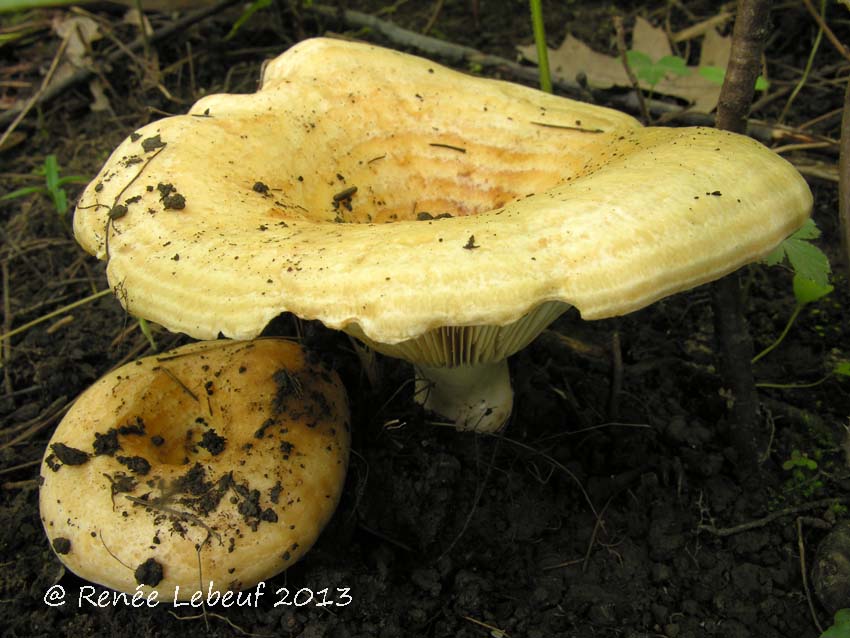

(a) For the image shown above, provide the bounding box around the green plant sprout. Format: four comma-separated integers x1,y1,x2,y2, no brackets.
751,219,833,364
1,154,88,216
529,0,552,93
822,609,850,637
626,50,769,94
136,316,157,351
752,274,833,364
782,449,823,498
782,448,819,472
765,219,831,288
698,65,769,91
225,0,272,41
225,0,316,41
626,51,690,89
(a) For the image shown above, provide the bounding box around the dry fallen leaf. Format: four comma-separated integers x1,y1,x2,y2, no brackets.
122,8,154,36
49,15,112,113
517,16,731,112
87,78,111,112
51,14,101,78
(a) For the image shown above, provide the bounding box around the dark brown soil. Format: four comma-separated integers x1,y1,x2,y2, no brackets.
2,2,849,637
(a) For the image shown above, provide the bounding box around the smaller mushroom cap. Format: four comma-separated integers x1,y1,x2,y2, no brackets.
39,339,349,598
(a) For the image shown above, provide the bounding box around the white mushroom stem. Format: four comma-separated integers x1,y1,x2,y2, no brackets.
414,361,512,432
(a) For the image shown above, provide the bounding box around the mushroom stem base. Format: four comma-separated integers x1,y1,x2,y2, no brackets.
414,361,512,432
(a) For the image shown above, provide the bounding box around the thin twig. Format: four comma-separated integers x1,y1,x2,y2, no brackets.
492,433,598,520
124,494,221,543
800,0,850,63
159,367,199,402
1,261,13,398
795,160,839,183
2,479,38,490
0,458,40,476
0,288,111,343
672,11,733,42
839,77,850,275
0,397,69,451
0,0,241,127
438,438,499,560
422,0,443,35
613,15,649,123
772,141,835,154
797,517,824,635
168,611,273,637
582,495,615,572
607,331,622,421
0,34,69,148
698,497,850,536
778,0,825,124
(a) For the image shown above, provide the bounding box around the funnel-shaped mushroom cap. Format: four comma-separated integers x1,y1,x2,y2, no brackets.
73,38,812,431
39,339,349,597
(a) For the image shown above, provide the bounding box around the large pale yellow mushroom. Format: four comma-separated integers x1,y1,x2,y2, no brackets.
39,339,349,598
73,38,812,433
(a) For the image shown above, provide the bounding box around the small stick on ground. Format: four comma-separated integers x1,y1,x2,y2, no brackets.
613,15,649,123
0,34,69,148
0,288,111,344
607,331,622,422
797,516,825,634
839,78,850,274
1,261,13,399
0,0,240,128
698,496,850,537
800,0,850,63
124,494,221,544
0,396,69,450
438,438,499,561
168,611,273,637
0,458,40,476
583,494,615,572
422,0,444,35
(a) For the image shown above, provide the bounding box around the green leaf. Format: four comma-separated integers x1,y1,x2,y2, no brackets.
51,188,68,216
0,185,46,201
821,608,850,637
783,450,818,471
767,220,831,287
763,244,784,267
626,50,666,86
225,0,272,41
785,239,831,287
44,154,60,194
698,65,768,91
137,317,158,351
626,50,652,67
793,273,833,306
56,175,90,186
656,55,690,77
790,218,821,241
698,65,725,85
834,362,850,378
